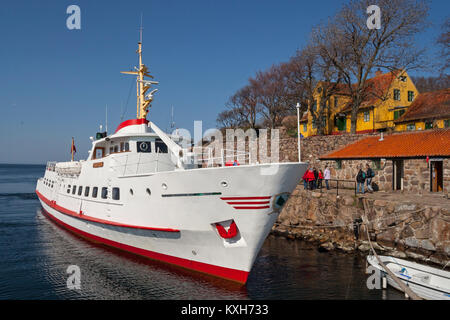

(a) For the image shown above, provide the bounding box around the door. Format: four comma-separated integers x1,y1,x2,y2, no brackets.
430,161,443,192
393,160,404,190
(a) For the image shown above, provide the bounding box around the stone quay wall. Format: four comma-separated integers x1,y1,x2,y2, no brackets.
273,188,450,266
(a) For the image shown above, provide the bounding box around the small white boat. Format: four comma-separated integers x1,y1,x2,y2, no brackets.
367,255,450,300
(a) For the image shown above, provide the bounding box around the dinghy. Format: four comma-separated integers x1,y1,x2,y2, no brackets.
367,255,450,300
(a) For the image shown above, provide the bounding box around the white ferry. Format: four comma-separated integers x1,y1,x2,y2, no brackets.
35,39,307,284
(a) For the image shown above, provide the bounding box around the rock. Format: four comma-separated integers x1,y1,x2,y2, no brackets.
343,196,354,206
395,203,417,211
319,242,335,252
311,192,322,198
400,226,414,238
358,242,371,252
373,200,387,207
419,240,436,251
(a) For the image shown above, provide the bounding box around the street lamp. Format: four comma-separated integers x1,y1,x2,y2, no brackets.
296,102,301,163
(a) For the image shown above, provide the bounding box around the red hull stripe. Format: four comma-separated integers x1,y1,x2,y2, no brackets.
226,201,270,205
36,190,179,233
115,118,149,133
220,196,271,200
233,206,270,210
39,206,249,284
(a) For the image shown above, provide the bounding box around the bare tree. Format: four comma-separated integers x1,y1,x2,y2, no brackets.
216,108,245,129
437,17,450,74
251,64,292,128
229,84,261,129
312,0,430,133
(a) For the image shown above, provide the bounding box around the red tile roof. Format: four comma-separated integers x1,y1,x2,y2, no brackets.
319,129,450,159
340,70,401,113
395,89,450,123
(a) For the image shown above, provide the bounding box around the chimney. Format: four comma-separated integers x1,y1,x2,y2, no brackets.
375,68,382,77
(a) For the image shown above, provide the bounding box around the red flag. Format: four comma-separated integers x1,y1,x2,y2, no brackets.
71,138,76,154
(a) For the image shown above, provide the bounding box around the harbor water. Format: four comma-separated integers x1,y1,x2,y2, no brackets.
0,164,404,299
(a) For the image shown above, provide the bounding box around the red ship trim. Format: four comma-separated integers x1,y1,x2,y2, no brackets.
220,196,271,200
36,190,179,233
39,205,249,284
115,118,149,133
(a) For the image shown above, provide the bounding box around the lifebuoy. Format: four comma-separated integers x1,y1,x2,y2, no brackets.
215,220,238,239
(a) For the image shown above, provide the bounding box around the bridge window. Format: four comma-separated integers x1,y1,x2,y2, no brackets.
125,142,130,151
137,141,152,153
93,147,105,159
155,139,168,153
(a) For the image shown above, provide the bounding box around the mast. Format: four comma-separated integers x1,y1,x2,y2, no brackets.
121,21,158,120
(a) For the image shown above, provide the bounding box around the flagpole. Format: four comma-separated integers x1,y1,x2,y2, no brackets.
71,137,74,162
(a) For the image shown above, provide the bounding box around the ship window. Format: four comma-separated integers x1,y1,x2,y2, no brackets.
93,147,105,159
120,142,125,152
155,139,168,153
146,188,151,196
67,185,71,193
92,187,98,198
137,141,152,153
101,187,108,199
114,145,119,153
78,186,83,196
112,188,120,200
72,185,77,194
125,142,130,151
84,187,90,197
109,147,114,154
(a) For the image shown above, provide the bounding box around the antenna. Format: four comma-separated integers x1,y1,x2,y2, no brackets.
139,13,143,43
105,104,108,134
171,106,175,129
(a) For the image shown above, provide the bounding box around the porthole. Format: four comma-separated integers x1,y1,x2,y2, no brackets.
161,183,167,190
221,181,228,188
130,189,134,196
146,188,151,196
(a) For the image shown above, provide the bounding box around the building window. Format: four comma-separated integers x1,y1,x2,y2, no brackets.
335,160,342,169
407,91,414,102
394,109,405,120
425,121,433,129
84,187,90,197
92,187,98,198
445,119,450,128
112,188,120,200
303,123,307,132
101,187,108,199
406,123,416,131
393,89,400,101
78,186,83,196
363,111,370,122
372,159,381,170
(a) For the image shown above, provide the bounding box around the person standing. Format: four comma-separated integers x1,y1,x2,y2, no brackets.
356,165,366,194
366,163,374,193
318,169,324,189
306,168,315,190
313,167,318,190
324,165,331,190
302,168,309,190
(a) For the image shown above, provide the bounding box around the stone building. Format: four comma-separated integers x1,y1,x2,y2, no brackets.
319,128,450,193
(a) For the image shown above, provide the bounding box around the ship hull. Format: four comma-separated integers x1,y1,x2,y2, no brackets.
36,162,306,283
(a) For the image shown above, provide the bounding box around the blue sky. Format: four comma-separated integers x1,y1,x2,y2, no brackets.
0,0,448,164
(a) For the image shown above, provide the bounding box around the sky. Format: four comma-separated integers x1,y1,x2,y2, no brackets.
0,0,448,164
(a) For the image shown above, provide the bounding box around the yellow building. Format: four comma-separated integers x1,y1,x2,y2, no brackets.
300,70,419,137
394,89,450,131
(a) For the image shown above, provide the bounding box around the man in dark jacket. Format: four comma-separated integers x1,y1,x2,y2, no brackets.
356,165,366,194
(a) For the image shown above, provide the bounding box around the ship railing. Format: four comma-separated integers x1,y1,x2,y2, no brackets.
194,148,254,168
46,161,57,172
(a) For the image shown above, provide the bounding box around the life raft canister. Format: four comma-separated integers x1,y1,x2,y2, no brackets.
215,220,238,239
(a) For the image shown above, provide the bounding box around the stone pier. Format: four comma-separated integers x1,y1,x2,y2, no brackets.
273,187,450,266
